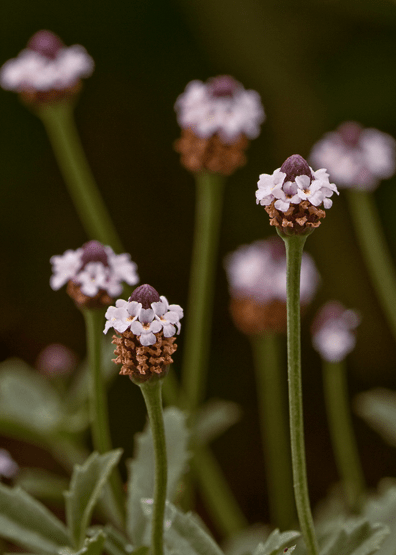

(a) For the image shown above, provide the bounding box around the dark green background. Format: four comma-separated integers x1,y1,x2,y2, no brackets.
1,0,396,529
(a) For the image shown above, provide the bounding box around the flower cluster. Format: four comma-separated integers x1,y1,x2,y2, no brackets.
309,122,396,191
0,449,18,481
105,284,183,381
311,301,360,363
36,343,78,377
174,75,265,175
0,30,94,103
225,237,319,334
50,240,139,308
256,154,339,234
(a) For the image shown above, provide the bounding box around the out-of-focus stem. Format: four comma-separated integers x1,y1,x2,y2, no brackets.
38,102,123,252
181,171,225,414
250,332,296,529
347,190,396,342
322,359,366,512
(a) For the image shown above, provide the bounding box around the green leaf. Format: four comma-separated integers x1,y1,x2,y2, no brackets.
355,388,396,447
364,481,396,555
252,529,300,555
126,407,190,545
88,525,134,555
320,519,389,555
0,359,63,442
195,399,242,445
157,502,223,555
74,530,106,555
0,483,70,554
15,468,69,504
65,449,123,549
223,524,270,555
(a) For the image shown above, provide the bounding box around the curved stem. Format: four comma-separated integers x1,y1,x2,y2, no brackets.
38,102,123,252
322,359,366,512
347,190,396,342
284,234,318,555
140,380,167,555
83,308,125,525
181,171,225,414
250,333,296,530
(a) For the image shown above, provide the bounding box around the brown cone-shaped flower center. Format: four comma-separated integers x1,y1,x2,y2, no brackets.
280,154,312,183
129,284,160,308
209,75,239,98
338,122,363,147
27,30,64,59
80,240,109,268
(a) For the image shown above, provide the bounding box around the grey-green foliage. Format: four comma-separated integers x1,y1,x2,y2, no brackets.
364,482,396,555
252,529,300,555
320,519,389,555
355,388,396,447
195,399,242,445
0,483,70,554
65,449,123,549
126,407,190,546
74,530,106,555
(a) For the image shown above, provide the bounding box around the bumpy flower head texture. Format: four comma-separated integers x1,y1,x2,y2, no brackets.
175,75,265,143
50,240,139,308
256,154,339,234
309,122,396,191
0,30,94,102
312,301,360,363
174,75,265,175
104,284,183,381
225,238,319,334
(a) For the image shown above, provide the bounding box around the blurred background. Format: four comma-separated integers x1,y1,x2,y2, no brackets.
1,0,396,531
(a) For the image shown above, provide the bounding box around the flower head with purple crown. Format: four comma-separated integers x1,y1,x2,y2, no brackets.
50,240,139,306
309,122,396,191
104,284,183,346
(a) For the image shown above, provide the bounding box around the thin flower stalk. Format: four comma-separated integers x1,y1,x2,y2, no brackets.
322,359,365,512
284,234,318,555
181,171,225,414
139,379,168,555
39,102,123,253
83,308,125,525
250,332,295,530
347,190,396,342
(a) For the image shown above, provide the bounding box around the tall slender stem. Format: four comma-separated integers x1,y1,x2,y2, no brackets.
322,359,366,512
250,333,296,530
284,234,318,555
140,380,167,555
347,190,396,342
38,102,123,252
83,308,125,525
181,171,225,414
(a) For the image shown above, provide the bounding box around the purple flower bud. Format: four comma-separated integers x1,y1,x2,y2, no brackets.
80,240,109,268
129,284,160,309
27,30,64,59
280,154,313,183
208,75,239,98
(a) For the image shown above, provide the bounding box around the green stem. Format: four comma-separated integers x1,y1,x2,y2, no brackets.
161,366,247,537
250,333,296,530
181,171,225,414
322,359,366,512
347,190,396,342
140,380,168,555
284,234,318,555
38,102,123,252
83,308,125,525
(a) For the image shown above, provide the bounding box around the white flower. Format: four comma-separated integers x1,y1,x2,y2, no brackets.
256,157,339,213
224,238,319,304
312,301,360,362
175,75,265,144
50,241,139,298
103,285,184,346
0,449,18,479
0,31,94,93
309,122,396,191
